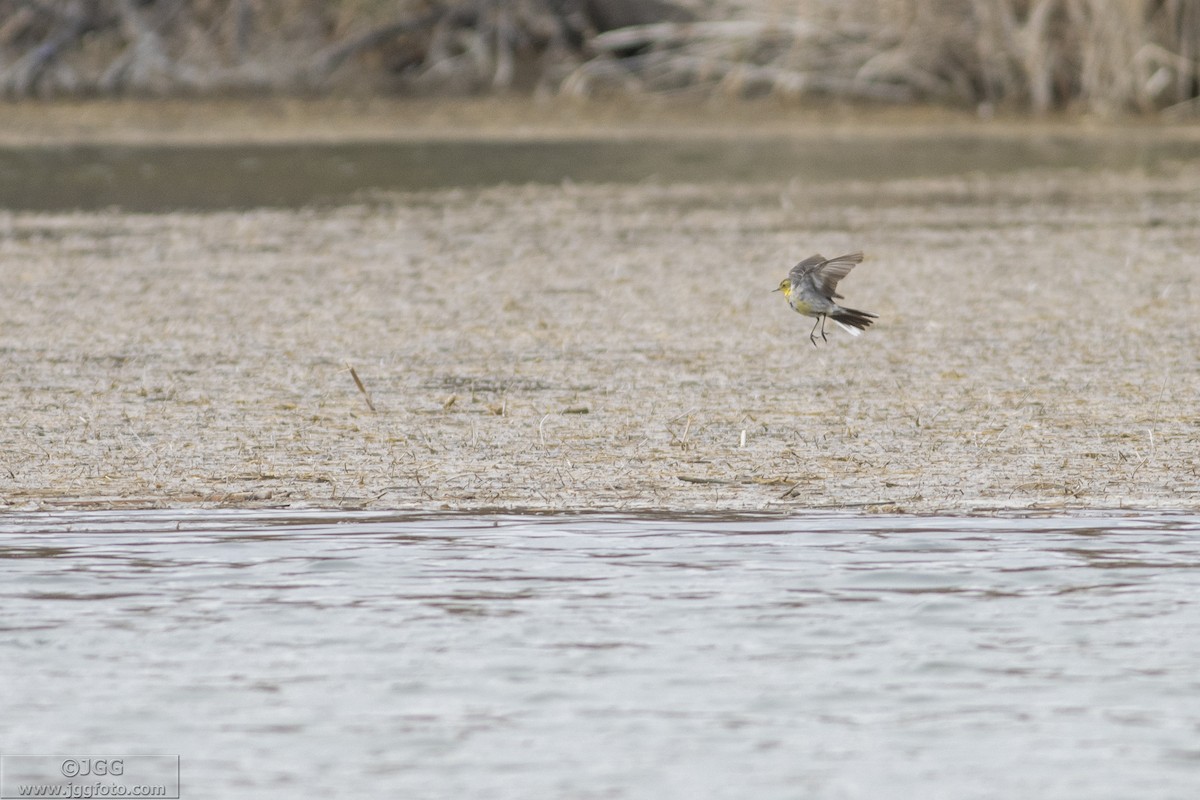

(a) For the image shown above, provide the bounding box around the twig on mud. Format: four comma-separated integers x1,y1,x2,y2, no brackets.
678,475,734,485
664,407,697,448
678,474,797,487
667,407,698,423
347,363,376,412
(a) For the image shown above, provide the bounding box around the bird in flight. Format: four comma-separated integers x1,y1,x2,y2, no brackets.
775,251,877,346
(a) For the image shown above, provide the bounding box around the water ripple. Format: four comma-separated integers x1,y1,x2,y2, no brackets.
3,510,1200,799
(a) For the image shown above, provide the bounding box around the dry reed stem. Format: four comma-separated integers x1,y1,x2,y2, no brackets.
348,364,376,412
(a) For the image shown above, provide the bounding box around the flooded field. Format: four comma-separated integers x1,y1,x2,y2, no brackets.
2,103,1199,797
2,111,1198,513
4,510,1200,798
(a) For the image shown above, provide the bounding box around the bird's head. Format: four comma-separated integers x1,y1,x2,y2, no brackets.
774,278,791,298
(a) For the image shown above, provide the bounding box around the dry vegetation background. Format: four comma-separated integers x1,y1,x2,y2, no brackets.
2,165,1198,512
0,0,1198,114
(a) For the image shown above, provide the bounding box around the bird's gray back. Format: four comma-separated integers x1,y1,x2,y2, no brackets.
790,251,863,300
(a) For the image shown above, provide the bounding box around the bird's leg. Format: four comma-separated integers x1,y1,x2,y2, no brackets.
808,317,821,347
819,315,829,342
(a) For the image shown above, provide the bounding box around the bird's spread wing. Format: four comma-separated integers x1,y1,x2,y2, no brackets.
809,252,863,297
787,253,826,285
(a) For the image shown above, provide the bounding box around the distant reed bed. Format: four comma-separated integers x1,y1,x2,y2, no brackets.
0,0,1195,114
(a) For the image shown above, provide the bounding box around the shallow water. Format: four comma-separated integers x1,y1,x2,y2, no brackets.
3,133,1196,211
3,511,1200,799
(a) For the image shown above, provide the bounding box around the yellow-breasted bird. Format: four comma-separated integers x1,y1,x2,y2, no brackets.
775,251,877,346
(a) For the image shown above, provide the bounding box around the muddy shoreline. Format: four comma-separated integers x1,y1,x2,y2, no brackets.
5,97,1198,146
2,101,1198,513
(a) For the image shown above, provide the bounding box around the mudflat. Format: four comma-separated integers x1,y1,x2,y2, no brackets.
2,101,1197,512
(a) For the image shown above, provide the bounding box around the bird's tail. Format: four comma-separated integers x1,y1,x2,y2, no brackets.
831,307,878,336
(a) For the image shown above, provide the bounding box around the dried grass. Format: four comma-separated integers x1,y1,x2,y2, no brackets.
576,0,1200,114
0,0,1196,113
2,156,1198,512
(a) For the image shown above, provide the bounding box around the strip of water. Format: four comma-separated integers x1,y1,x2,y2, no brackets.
3,133,1195,211
2,510,1199,799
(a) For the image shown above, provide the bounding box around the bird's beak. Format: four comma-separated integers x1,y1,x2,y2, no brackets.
771,287,781,293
